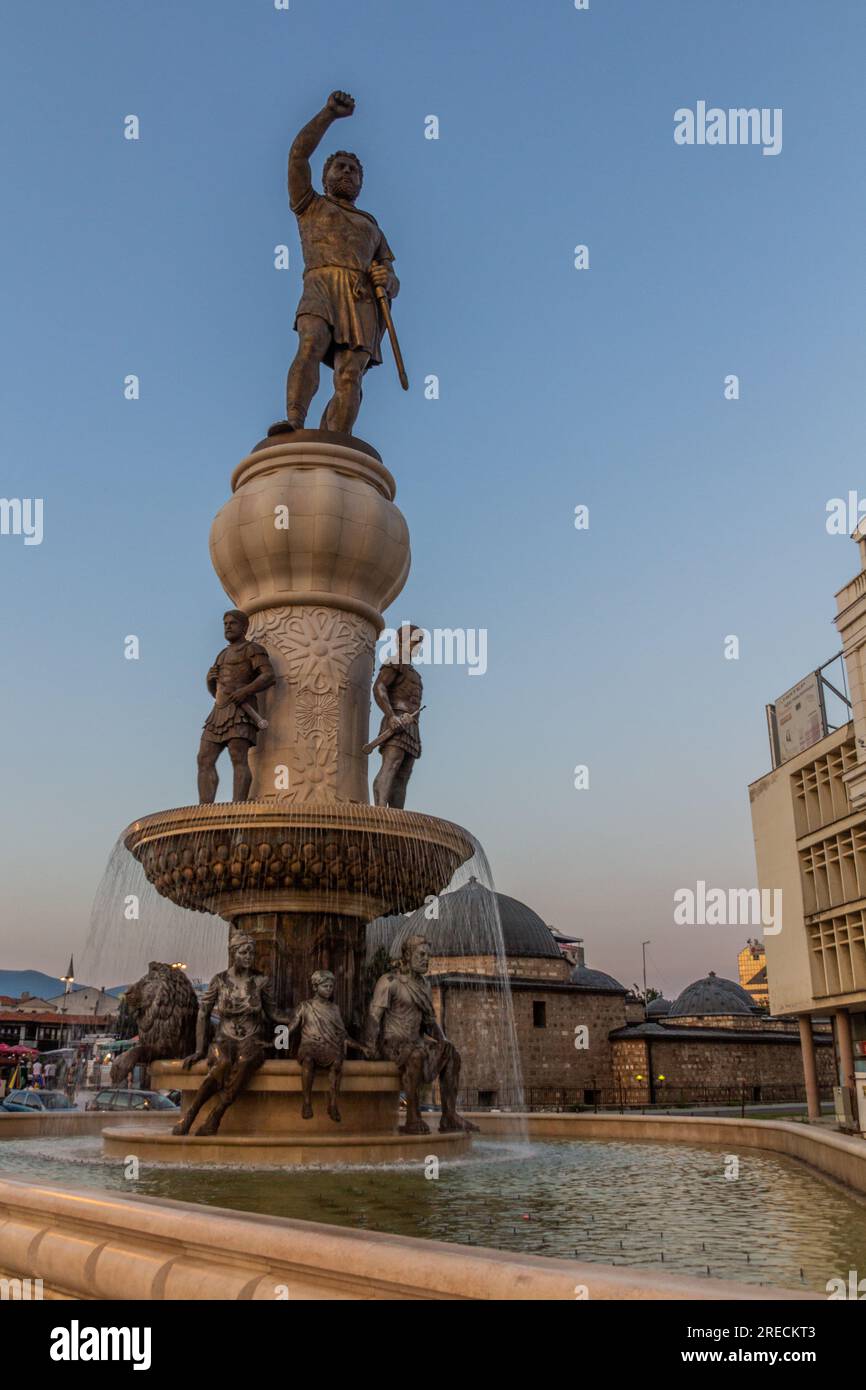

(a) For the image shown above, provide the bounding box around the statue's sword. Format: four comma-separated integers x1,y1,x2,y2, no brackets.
372,275,409,391
240,702,268,731
362,706,425,756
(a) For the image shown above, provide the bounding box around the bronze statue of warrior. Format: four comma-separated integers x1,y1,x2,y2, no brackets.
284,969,368,1123
197,610,275,803
270,90,401,438
173,933,290,1138
364,935,478,1136
371,624,424,809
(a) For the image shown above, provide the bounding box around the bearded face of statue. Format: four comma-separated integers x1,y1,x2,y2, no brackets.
409,941,430,975
324,155,362,203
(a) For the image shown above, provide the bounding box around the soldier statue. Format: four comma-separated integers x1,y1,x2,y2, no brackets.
365,935,478,1136
284,969,368,1123
197,610,275,803
174,933,290,1138
370,623,424,809
269,89,401,438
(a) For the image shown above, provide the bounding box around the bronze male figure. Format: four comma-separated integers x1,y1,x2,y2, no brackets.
365,935,478,1135
174,933,289,1137
197,610,275,803
270,90,400,437
371,623,423,809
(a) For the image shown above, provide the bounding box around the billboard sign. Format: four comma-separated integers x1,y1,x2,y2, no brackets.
772,671,827,765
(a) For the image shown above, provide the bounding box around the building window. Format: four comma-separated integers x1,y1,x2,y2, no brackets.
532,1001,547,1028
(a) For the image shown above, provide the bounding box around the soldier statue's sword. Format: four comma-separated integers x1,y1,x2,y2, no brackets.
362,705,425,756
240,702,268,731
372,271,409,391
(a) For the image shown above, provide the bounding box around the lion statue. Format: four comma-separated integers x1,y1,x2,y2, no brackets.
110,962,200,1088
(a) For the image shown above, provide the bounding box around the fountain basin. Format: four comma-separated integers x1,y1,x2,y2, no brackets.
123,800,476,1020
102,1060,472,1166
102,1127,471,1166
123,801,475,921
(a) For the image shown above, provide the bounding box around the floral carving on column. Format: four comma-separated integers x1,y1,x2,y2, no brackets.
296,689,340,739
248,606,376,803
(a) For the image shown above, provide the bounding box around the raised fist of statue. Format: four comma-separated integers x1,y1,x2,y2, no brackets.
327,90,355,119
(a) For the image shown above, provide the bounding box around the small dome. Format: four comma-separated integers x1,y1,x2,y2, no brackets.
669,971,760,1017
646,996,672,1017
568,962,627,993
367,879,563,961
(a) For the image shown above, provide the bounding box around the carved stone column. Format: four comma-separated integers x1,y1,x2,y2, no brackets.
245,605,376,804
209,430,410,805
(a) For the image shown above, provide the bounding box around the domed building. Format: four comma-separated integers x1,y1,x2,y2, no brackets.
368,878,573,983
366,881,632,1107
609,970,835,1105
668,971,762,1022
569,957,626,994
645,996,672,1019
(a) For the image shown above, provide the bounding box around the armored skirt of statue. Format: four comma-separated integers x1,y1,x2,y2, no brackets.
202,640,268,746
376,662,423,758
292,191,395,369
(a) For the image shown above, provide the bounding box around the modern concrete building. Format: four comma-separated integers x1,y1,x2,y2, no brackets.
750,521,866,1131
738,939,769,1008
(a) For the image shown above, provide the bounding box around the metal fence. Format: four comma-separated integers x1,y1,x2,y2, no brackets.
458,1082,835,1114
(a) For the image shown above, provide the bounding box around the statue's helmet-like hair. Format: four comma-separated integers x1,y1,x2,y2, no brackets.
224,609,249,632
228,932,255,961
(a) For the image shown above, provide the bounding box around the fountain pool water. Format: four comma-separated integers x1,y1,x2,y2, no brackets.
1,1133,864,1292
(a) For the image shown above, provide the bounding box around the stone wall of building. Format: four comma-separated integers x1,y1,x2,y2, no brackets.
426,963,837,1109
431,979,627,1101
429,954,571,982
611,1033,836,1103
669,1014,815,1034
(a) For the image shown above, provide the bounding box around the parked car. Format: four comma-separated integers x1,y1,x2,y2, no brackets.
85,1089,179,1113
0,1089,77,1113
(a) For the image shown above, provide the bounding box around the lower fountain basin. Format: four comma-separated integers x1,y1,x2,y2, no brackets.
102,1060,473,1166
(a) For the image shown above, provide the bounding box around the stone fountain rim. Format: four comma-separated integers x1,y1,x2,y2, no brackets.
122,801,477,854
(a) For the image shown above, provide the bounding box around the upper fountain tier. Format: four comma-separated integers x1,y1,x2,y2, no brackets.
209,430,411,805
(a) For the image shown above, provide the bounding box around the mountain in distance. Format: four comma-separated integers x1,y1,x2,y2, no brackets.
0,970,128,1002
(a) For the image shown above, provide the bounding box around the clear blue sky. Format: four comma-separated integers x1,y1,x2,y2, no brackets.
2,0,865,997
